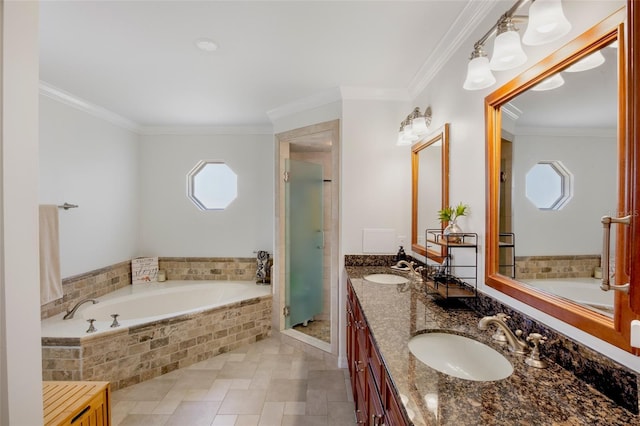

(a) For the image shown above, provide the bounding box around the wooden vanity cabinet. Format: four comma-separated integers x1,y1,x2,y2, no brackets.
347,279,408,426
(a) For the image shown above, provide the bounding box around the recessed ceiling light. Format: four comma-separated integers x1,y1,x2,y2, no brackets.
195,38,218,52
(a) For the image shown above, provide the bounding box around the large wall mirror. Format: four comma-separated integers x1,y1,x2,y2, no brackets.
412,123,449,262
485,7,639,352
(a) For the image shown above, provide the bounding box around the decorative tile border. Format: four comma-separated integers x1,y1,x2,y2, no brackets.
514,255,600,280
41,257,261,320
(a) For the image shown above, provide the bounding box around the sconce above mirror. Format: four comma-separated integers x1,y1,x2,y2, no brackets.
412,123,449,262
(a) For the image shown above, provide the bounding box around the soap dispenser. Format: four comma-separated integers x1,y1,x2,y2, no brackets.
395,246,407,263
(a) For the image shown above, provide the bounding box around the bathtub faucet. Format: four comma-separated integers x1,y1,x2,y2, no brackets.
63,298,98,320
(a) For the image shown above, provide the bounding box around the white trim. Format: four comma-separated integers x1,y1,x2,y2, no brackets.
280,328,332,353
39,81,140,132
514,126,617,138
408,0,502,98
502,102,523,121
137,126,274,135
266,87,342,122
339,86,410,102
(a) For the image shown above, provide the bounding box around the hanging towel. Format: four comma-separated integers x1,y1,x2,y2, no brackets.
39,205,63,305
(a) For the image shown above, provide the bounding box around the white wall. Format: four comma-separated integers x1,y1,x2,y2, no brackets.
512,128,616,255
0,1,44,424
39,96,139,277
138,133,274,257
341,99,412,254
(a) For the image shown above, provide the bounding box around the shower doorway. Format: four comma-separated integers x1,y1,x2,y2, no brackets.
275,120,339,355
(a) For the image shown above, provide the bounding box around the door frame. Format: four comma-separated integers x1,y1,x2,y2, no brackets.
274,119,340,355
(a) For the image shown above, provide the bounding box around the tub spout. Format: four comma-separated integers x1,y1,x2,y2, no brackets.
478,314,529,355
63,298,98,320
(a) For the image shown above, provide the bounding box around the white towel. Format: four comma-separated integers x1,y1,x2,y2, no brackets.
39,205,63,305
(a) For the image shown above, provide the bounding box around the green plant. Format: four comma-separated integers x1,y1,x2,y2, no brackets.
437,202,469,223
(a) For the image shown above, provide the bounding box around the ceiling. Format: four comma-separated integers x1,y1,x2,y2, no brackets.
39,0,498,129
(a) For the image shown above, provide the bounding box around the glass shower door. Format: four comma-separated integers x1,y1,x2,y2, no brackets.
285,159,324,329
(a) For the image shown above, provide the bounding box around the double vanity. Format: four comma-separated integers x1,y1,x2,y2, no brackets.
346,264,639,425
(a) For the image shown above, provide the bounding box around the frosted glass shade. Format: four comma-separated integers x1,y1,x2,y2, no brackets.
463,55,496,90
564,50,605,72
531,73,565,91
411,116,429,136
490,30,528,71
396,132,412,146
523,0,571,46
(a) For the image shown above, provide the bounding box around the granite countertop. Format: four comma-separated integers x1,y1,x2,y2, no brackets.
346,266,639,426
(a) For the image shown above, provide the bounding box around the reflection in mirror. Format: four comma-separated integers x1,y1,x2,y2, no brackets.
486,7,629,350
500,38,617,317
412,124,449,262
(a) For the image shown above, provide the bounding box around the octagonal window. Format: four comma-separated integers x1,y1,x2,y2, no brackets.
525,160,572,210
187,160,237,210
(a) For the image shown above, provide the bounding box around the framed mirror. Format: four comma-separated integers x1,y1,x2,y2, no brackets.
411,123,449,262
485,7,638,351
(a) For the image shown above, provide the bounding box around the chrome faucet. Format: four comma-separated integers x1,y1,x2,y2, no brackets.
396,260,424,279
478,314,529,355
63,298,98,320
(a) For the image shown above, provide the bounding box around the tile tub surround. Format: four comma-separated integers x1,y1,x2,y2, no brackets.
346,265,639,425
42,295,272,391
515,254,601,280
41,257,260,320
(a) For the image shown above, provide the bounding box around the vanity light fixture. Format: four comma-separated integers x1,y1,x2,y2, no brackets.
463,0,572,90
490,19,528,71
396,107,432,146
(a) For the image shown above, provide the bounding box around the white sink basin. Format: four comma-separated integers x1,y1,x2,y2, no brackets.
363,274,409,285
408,332,513,381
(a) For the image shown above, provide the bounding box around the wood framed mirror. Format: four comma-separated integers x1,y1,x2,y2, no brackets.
485,6,640,352
411,123,449,263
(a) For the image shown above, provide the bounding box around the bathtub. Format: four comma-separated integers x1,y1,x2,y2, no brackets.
522,277,613,315
41,280,272,390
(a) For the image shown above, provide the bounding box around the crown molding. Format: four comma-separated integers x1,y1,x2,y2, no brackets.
339,86,410,102
137,126,274,136
266,87,343,122
408,0,502,98
39,81,140,132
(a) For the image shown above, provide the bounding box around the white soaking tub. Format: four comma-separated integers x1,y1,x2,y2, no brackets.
522,277,614,315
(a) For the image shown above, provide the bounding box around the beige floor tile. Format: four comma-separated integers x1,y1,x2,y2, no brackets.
116,413,171,426
281,414,329,426
163,401,220,426
110,336,355,426
235,414,260,426
265,378,307,402
211,414,238,425
284,401,306,416
258,401,284,426
131,401,160,414
217,389,267,415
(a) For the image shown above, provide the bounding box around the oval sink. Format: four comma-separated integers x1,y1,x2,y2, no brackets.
363,274,409,285
408,332,513,381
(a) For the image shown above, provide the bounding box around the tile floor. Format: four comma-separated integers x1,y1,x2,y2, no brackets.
111,335,356,426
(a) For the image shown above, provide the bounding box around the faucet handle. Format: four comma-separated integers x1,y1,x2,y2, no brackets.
86,319,97,333
110,314,120,328
525,333,548,369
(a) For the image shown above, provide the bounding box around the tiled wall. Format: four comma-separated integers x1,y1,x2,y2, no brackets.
41,257,260,320
514,255,600,280
42,296,272,391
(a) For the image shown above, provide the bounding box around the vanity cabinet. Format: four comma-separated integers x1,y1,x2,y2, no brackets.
43,381,111,426
347,279,408,426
